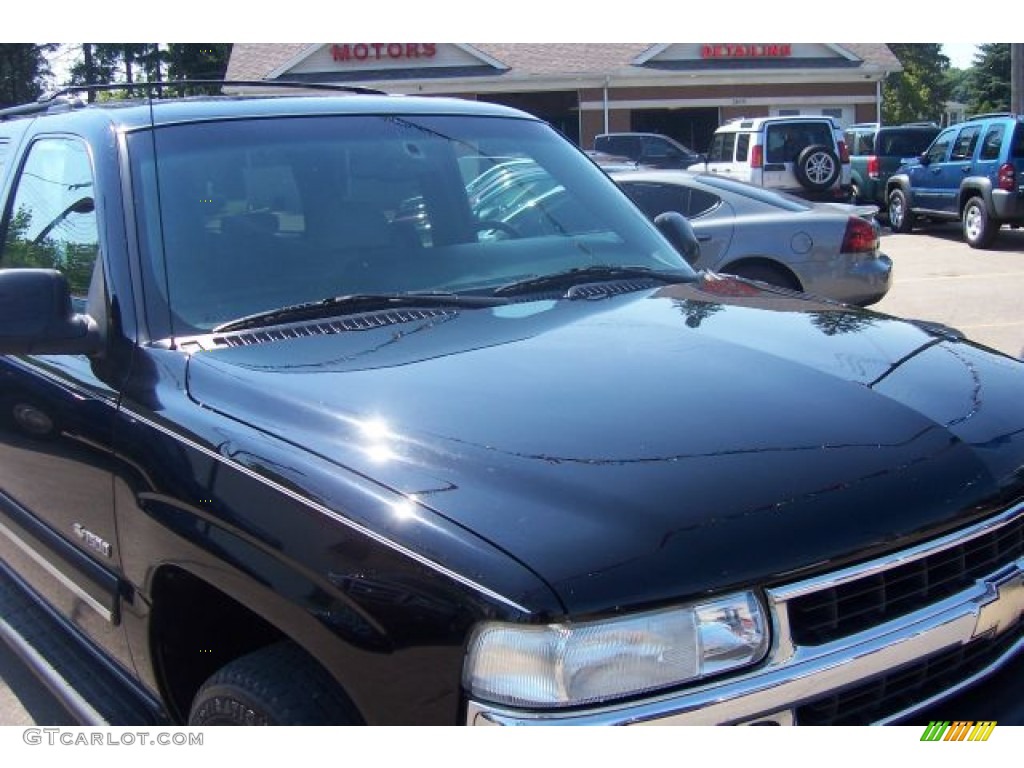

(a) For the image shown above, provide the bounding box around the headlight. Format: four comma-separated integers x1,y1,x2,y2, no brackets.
463,591,769,709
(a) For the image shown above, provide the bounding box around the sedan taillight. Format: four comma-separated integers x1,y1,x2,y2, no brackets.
997,163,1016,191
841,216,878,254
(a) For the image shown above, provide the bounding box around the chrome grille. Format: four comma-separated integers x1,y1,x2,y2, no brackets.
796,622,1023,725
788,514,1024,646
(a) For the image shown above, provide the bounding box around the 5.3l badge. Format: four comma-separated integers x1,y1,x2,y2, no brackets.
72,523,112,558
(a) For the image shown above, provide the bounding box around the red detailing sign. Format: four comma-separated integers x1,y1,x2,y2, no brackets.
701,45,792,59
331,44,437,63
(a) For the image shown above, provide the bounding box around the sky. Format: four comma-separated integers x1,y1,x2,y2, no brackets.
943,43,980,69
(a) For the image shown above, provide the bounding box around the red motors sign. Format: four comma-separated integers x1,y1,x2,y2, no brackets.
331,44,437,63
701,44,792,58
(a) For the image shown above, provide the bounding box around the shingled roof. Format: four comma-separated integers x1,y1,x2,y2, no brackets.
227,43,902,81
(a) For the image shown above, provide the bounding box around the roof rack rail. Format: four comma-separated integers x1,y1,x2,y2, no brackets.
965,112,1017,121
0,93,88,121
0,79,388,121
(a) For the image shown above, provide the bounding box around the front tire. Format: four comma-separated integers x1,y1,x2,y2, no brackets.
962,197,998,249
887,188,914,233
188,642,360,725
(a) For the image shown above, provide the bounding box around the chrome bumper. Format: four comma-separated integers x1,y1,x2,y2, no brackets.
467,503,1023,726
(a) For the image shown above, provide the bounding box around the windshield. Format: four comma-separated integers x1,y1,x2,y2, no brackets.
129,113,689,335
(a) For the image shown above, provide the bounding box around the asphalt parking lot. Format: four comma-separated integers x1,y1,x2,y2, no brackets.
1,220,1022,726
871,222,1024,360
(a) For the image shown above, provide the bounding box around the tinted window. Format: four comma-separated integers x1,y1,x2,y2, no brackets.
846,129,875,155
1011,124,1024,159
979,125,1005,161
0,137,98,307
695,174,811,211
925,129,955,164
642,136,674,159
765,123,833,163
950,125,981,161
878,129,937,157
598,136,642,159
708,132,737,163
735,133,750,162
618,182,720,220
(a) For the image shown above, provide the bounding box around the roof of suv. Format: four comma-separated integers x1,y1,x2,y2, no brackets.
846,123,941,157
0,88,536,132
717,115,842,132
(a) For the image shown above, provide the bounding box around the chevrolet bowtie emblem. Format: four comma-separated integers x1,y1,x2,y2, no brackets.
972,563,1024,639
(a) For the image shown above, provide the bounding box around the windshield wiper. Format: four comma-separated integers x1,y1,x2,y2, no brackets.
213,292,509,334
493,265,697,297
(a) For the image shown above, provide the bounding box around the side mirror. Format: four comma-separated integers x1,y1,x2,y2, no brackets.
653,211,700,266
918,153,931,167
0,269,101,355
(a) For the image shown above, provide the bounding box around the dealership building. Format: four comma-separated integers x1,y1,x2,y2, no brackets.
226,43,901,153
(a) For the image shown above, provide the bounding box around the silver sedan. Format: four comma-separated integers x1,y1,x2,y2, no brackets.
611,169,892,306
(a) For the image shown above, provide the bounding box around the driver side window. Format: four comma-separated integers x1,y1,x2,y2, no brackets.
925,130,955,165
0,137,98,308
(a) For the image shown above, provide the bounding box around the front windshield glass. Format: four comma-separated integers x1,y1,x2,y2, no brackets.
129,113,690,335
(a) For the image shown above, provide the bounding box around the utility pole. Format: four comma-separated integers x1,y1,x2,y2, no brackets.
1012,43,1024,114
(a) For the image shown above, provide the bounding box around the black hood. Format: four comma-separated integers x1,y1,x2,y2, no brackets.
185,279,1024,614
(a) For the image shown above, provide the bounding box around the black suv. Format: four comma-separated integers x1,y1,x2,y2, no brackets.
886,113,1024,247
844,122,940,207
593,132,702,169
1,84,1023,727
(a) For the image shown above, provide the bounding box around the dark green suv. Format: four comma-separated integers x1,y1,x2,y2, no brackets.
885,113,1024,248
844,122,939,207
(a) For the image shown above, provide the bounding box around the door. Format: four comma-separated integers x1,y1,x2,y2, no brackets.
704,131,741,181
911,128,955,211
0,135,130,664
935,124,982,213
617,180,733,266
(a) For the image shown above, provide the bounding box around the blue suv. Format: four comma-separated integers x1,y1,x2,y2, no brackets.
886,113,1024,248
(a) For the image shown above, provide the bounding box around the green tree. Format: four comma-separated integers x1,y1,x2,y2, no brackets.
166,44,232,83
967,43,1011,115
882,44,951,124
64,44,231,98
0,44,56,107
67,44,121,99
944,66,973,106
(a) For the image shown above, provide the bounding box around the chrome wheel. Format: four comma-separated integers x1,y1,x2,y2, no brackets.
963,203,983,240
962,198,997,249
887,189,913,233
889,196,903,227
805,151,836,185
